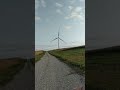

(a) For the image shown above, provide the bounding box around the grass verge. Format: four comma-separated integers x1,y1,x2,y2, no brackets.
35,50,45,62
0,58,25,86
49,46,85,74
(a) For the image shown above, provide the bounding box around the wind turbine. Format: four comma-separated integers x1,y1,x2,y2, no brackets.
51,26,66,49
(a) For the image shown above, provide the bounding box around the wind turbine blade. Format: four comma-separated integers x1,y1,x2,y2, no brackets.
58,31,59,38
58,25,61,32
58,26,60,38
51,38,58,42
59,38,66,43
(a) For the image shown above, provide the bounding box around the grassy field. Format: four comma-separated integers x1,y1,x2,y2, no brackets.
49,46,85,74
86,46,120,89
35,50,45,62
0,58,25,86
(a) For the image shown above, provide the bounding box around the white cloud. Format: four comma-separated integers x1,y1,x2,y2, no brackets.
56,9,63,15
64,26,72,30
65,6,85,21
55,2,63,7
35,0,46,9
68,6,74,11
35,16,41,20
41,0,46,7
69,0,76,4
75,7,82,12
65,13,83,20
79,0,84,2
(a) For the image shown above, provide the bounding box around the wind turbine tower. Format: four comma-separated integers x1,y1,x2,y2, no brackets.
51,26,66,49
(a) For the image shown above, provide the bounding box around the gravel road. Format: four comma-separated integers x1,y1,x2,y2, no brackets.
35,52,85,90
0,61,34,90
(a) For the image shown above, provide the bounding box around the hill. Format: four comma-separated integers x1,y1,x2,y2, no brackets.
86,46,120,89
86,45,120,54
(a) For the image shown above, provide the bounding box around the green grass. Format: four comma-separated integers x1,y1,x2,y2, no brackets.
0,59,25,86
49,46,85,73
86,48,120,89
35,51,45,62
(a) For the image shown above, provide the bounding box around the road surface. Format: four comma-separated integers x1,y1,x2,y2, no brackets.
35,52,85,90
0,61,34,90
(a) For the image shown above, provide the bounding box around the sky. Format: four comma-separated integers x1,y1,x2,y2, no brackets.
35,0,85,50
1,0,120,59
0,0,34,58
86,0,120,50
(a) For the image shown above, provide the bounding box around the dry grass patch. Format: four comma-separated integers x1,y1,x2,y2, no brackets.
35,51,45,62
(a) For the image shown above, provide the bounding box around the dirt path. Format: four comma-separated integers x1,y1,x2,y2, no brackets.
35,52,85,90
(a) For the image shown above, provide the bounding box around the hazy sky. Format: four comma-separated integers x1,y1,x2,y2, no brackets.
35,0,85,50
86,0,120,50
0,0,34,58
